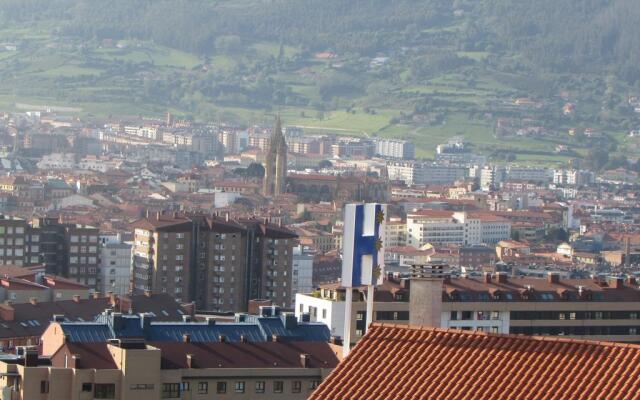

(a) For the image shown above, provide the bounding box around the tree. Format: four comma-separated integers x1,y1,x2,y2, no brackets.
246,162,265,178
585,147,609,171
317,159,333,170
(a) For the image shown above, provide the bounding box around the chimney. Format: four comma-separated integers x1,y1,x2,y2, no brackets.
483,272,492,284
0,303,15,321
24,348,38,367
52,314,65,323
186,354,195,368
225,213,229,222
240,335,248,343
72,295,81,303
409,264,449,327
609,277,624,289
93,291,101,299
547,272,560,284
140,313,154,331
272,334,281,342
496,272,508,284
29,297,38,306
182,315,192,323
300,353,310,368
182,333,191,343
627,276,637,286
109,293,118,307
218,335,226,343
71,354,81,368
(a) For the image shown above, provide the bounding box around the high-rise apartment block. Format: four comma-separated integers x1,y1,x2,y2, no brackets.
131,212,297,311
0,216,101,288
375,138,415,159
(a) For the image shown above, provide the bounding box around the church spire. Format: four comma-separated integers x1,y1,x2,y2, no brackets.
262,116,288,197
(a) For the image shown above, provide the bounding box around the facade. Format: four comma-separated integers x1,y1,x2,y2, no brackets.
0,339,335,400
100,242,132,296
374,138,414,159
505,166,552,183
297,271,640,345
291,246,314,304
131,212,297,311
263,117,288,197
406,210,511,247
386,161,467,185
0,216,101,288
66,225,100,288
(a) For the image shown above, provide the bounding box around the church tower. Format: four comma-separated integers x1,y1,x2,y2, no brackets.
263,116,287,197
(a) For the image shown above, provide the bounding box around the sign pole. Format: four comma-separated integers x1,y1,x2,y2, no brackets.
343,288,353,358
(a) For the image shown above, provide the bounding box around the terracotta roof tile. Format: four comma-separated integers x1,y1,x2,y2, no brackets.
310,324,640,400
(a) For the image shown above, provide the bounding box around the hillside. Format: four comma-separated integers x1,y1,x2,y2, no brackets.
0,0,638,164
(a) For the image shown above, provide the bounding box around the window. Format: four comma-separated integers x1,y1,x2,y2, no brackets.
273,381,284,393
310,380,320,390
198,382,209,394
130,384,154,390
322,309,327,319
292,381,302,393
94,383,116,399
630,328,638,335
216,382,226,394
255,381,265,393
40,380,49,393
181,382,190,392
162,383,181,398
82,383,92,392
235,381,245,393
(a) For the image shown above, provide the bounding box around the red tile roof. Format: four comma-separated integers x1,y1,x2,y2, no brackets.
311,324,640,400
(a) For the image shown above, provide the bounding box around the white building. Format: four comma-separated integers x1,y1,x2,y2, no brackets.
100,240,132,296
407,210,510,247
375,138,415,159
553,169,595,186
384,218,406,248
387,161,467,185
479,165,506,191
36,153,76,170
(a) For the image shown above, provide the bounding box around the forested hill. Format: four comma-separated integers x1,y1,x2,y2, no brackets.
1,0,639,83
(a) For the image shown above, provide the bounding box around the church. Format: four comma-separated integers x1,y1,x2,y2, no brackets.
262,116,288,197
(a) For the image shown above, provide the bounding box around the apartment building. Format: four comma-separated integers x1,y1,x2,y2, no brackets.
387,161,467,185
0,338,335,400
0,216,29,266
0,216,101,288
66,224,100,288
553,169,596,186
296,269,640,345
100,241,132,296
374,138,415,159
131,212,297,312
0,306,338,400
383,218,406,248
406,210,511,248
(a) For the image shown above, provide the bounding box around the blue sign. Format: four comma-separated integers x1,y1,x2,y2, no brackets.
341,203,386,287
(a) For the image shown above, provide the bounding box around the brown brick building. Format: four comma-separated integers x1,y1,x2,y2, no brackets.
131,212,297,312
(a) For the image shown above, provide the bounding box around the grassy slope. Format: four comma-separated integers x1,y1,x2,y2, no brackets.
0,20,626,166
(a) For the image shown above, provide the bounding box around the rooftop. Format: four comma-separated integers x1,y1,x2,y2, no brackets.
311,323,640,399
